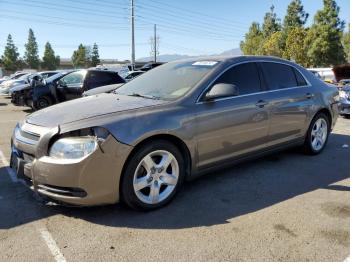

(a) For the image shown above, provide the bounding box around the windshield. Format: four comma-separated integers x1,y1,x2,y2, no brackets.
45,72,64,83
18,74,31,80
115,60,219,100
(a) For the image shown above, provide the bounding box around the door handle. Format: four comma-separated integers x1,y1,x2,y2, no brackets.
305,93,314,99
255,100,269,108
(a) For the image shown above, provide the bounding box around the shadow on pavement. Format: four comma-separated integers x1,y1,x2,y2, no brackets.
1,133,349,230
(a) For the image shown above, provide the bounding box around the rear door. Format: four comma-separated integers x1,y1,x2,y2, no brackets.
259,62,313,146
195,62,270,169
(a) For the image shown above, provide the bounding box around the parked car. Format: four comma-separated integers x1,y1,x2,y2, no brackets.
82,83,124,97
124,70,144,82
10,56,339,210
32,69,125,109
338,79,350,88
307,69,322,80
139,62,164,72
11,71,66,108
339,85,350,117
1,72,57,95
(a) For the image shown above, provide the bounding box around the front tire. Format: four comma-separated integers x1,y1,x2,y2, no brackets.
121,140,185,211
303,113,330,155
35,96,52,110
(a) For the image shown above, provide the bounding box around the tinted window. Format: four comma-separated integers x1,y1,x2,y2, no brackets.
213,63,261,95
86,71,125,90
261,63,298,90
293,68,308,86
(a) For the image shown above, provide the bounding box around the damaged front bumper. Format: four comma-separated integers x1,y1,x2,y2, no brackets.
11,122,132,206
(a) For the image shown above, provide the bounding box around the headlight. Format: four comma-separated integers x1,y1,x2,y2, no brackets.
339,90,349,99
49,137,97,160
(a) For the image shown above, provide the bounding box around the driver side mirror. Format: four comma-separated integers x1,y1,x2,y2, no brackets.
58,79,67,88
204,83,239,101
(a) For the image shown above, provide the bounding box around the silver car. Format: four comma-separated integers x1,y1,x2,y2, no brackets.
10,56,339,210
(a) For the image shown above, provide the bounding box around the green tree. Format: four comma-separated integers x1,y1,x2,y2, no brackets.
41,42,60,70
262,31,284,57
262,5,281,38
24,28,40,69
283,27,309,66
1,34,20,71
306,0,345,67
91,43,100,67
283,0,308,32
342,24,350,63
240,22,264,55
71,44,87,68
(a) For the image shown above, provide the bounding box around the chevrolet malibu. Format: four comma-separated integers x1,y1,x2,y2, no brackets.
10,56,339,210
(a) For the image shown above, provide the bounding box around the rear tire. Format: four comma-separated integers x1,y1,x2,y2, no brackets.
35,96,52,110
303,113,330,155
121,140,185,211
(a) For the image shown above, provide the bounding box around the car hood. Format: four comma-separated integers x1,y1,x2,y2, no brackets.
10,83,30,92
26,93,167,127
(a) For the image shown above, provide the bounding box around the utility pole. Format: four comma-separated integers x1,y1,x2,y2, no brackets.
154,24,157,63
150,24,159,62
131,0,135,70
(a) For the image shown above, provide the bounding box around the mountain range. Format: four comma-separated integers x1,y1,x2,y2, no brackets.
137,48,242,62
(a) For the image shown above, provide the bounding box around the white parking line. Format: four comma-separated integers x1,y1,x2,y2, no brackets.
38,226,67,262
344,256,350,262
0,150,18,183
0,149,67,262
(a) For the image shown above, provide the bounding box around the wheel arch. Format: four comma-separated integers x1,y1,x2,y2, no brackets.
119,134,192,194
313,108,332,127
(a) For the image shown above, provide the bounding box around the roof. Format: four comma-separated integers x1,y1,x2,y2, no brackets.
173,55,296,65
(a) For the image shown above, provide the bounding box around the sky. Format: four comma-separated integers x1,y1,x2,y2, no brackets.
0,0,349,60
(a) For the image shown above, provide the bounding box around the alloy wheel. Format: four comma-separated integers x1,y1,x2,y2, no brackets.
133,150,179,205
311,118,328,151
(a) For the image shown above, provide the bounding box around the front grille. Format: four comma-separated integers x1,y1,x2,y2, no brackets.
14,122,51,156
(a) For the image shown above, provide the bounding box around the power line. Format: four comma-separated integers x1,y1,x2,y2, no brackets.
137,17,243,42
135,2,247,34
0,9,130,26
145,0,250,27
137,14,244,40
1,0,128,20
0,14,147,30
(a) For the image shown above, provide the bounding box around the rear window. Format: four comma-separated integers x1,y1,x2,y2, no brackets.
261,62,298,90
293,68,308,86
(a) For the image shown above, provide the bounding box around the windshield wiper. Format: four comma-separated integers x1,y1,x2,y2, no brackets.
129,93,160,100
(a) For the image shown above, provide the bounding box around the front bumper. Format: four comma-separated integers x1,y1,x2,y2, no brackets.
11,122,133,206
339,99,350,115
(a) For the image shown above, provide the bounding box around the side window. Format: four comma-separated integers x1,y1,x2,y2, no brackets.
213,63,261,96
61,71,86,85
86,71,124,89
261,63,298,90
293,68,308,86
101,72,124,85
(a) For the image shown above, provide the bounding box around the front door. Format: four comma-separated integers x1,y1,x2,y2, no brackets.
195,62,270,169
56,71,86,101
